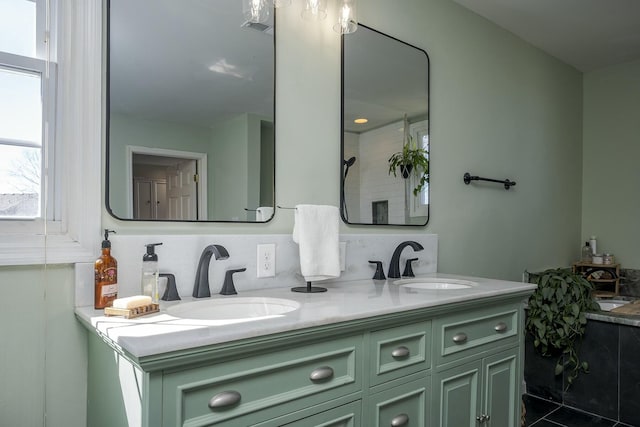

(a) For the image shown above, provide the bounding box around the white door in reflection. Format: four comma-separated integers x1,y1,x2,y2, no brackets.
167,159,197,220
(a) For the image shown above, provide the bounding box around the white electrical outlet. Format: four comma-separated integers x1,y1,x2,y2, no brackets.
257,243,276,278
339,242,346,271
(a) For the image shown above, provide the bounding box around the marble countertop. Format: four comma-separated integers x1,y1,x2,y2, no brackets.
75,273,536,358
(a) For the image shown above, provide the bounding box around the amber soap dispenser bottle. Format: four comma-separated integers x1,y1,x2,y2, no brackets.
95,229,118,309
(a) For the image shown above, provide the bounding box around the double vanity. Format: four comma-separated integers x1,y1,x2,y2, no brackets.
76,274,535,426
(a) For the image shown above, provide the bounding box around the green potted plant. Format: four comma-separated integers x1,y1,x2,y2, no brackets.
388,133,429,197
525,268,599,388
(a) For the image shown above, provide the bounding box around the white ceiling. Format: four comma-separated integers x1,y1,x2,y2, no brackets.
452,0,640,72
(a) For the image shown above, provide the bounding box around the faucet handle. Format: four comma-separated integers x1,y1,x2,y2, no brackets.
160,273,181,301
368,261,386,280
402,258,418,278
221,268,246,295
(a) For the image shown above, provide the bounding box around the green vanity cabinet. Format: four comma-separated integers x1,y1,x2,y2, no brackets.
84,295,528,426
432,302,522,426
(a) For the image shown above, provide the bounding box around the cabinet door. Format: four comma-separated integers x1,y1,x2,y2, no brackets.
367,377,430,427
433,362,481,427
482,348,519,427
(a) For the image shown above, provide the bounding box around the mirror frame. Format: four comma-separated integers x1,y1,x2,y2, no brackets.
104,0,276,223
340,23,430,227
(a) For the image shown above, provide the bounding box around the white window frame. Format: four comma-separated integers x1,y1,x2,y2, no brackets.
0,0,101,265
0,52,58,223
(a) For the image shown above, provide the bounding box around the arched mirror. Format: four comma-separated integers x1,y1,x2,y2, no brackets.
341,24,429,226
106,0,275,222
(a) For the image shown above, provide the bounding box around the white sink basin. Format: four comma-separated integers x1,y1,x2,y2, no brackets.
597,299,629,312
394,278,477,290
167,297,300,321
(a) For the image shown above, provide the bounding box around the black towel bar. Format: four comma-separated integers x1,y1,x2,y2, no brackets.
464,172,516,190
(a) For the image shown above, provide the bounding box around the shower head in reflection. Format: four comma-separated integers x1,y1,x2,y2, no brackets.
343,156,356,178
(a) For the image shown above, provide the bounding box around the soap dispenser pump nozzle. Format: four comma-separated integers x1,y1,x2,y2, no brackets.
143,242,163,261
102,229,116,248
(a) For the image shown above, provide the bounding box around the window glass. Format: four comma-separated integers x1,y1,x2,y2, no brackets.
0,0,37,58
0,145,41,217
0,66,42,144
418,129,429,206
0,0,45,219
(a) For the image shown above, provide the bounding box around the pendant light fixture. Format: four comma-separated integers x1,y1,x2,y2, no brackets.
301,0,328,21
334,0,357,34
243,0,357,32
243,0,270,23
273,0,292,7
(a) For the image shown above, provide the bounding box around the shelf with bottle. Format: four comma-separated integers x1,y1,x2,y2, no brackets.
572,262,620,297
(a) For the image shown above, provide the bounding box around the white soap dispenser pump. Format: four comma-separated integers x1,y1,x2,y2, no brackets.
141,242,163,303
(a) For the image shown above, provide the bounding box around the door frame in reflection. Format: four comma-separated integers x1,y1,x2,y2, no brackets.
125,146,208,220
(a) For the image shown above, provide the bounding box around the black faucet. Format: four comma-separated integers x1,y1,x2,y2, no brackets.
388,241,424,279
193,244,229,298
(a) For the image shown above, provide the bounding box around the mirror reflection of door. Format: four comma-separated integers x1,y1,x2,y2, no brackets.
132,154,199,220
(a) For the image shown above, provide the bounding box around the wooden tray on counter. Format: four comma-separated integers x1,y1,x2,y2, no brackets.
104,303,159,319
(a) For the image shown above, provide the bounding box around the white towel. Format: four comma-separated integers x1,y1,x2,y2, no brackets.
256,206,274,222
292,204,341,282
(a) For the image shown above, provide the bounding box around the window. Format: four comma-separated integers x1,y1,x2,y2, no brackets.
0,0,55,220
0,0,102,265
409,121,429,218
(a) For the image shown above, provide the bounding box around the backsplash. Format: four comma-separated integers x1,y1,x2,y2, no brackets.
75,234,438,307
620,268,640,297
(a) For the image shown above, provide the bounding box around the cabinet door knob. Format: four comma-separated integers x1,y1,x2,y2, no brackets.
391,413,410,426
208,390,241,410
309,366,334,382
391,345,410,359
494,322,508,333
452,332,468,344
475,414,490,423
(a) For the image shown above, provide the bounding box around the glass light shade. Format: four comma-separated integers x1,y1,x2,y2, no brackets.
334,0,357,34
301,0,327,20
243,0,270,23
273,0,291,7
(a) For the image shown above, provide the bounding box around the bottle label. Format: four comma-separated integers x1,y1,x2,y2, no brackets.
104,267,117,283
101,283,118,298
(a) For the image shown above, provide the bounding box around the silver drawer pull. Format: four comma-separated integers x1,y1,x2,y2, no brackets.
494,322,508,333
208,391,241,410
391,413,409,427
309,366,334,382
452,332,468,344
391,345,410,359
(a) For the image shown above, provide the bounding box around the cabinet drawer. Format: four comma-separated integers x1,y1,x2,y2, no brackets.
280,400,362,427
434,304,519,366
367,377,430,427
163,336,362,426
369,321,431,386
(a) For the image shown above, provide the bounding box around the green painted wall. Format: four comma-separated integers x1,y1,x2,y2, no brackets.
0,264,86,427
582,59,640,269
2,0,592,425
210,114,252,220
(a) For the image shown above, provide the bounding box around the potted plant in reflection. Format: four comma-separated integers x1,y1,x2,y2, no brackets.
387,116,429,196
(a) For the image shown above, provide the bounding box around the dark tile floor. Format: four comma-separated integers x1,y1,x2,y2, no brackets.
524,394,637,427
